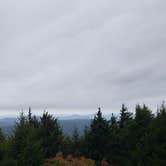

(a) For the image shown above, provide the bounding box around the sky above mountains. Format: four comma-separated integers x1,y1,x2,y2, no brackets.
0,0,166,115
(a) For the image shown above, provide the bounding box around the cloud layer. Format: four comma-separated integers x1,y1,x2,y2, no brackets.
0,0,166,113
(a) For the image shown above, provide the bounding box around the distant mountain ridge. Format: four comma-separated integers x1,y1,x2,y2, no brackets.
0,117,91,136
0,113,117,135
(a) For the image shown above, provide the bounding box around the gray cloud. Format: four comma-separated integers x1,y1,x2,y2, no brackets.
0,0,166,114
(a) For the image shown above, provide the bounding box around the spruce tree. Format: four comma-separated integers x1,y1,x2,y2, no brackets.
119,104,133,128
10,111,43,166
39,112,63,158
71,128,80,156
84,107,110,161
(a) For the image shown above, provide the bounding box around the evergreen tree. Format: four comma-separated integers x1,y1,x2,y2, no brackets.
60,135,72,157
0,103,166,166
119,104,133,128
0,128,4,140
0,128,5,161
133,104,154,145
84,107,110,161
135,104,153,127
143,103,166,166
130,104,154,166
39,111,63,158
71,128,80,156
107,114,120,165
10,112,43,166
113,105,133,166
110,113,117,129
28,107,32,122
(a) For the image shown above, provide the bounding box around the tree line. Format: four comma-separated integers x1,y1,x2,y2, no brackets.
0,103,166,166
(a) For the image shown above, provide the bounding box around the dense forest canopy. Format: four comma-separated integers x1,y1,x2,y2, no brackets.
0,103,166,166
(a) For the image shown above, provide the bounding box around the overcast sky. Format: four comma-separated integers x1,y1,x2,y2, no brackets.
0,0,166,115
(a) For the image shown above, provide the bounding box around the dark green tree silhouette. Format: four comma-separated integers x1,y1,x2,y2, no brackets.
39,111,63,158
71,128,81,156
119,104,133,128
9,112,43,166
84,107,110,161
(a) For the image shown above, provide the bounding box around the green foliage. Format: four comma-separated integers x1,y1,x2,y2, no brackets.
0,128,5,142
84,108,110,161
119,104,133,128
0,133,6,161
71,128,84,157
0,128,19,166
0,157,18,166
81,104,166,166
60,136,73,157
0,103,166,166
39,111,63,158
9,111,43,166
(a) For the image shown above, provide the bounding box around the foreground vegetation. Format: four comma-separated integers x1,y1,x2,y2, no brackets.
44,152,96,166
0,103,166,166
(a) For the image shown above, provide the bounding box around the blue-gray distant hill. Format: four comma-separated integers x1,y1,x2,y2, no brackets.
0,117,91,136
0,114,114,135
